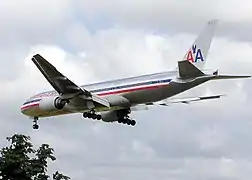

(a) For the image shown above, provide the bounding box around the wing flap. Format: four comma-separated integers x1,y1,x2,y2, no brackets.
91,94,111,107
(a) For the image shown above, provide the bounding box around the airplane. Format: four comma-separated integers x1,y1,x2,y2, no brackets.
20,20,251,129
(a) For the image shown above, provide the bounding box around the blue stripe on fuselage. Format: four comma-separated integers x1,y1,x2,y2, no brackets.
30,76,174,99
23,98,41,105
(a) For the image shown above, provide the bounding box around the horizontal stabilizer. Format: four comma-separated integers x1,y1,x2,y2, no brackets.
212,75,251,80
178,60,205,79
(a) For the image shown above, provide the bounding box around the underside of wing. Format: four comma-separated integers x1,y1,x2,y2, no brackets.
32,54,90,96
131,94,224,111
32,54,110,108
148,94,224,106
156,94,224,106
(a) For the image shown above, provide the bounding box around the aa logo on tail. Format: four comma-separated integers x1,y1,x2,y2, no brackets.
185,44,204,63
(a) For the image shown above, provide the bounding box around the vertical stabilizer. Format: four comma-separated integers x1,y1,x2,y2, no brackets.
181,19,218,71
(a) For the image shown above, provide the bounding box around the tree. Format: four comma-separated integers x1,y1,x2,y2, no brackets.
0,134,70,180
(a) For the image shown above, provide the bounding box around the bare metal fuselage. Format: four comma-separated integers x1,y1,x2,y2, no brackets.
21,70,214,118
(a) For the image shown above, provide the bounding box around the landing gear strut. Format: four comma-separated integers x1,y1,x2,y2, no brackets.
33,117,39,129
83,109,136,127
117,109,136,126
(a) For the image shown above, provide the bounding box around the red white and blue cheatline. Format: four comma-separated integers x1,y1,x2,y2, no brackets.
21,78,172,110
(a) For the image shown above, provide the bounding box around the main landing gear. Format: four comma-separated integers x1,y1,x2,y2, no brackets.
116,108,136,126
33,117,39,129
83,111,102,120
118,117,136,126
82,109,136,127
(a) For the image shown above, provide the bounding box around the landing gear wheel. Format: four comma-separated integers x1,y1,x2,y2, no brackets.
97,115,101,120
91,114,97,119
83,111,101,120
122,118,127,124
131,120,136,126
83,112,88,118
126,119,131,125
87,113,92,118
33,124,39,129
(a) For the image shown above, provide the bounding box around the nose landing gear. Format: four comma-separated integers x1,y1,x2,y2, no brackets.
33,117,39,129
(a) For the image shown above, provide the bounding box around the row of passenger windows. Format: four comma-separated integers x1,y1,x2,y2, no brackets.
90,79,171,93
26,79,171,101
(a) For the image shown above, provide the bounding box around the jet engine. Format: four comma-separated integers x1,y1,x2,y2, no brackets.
100,111,119,122
39,96,68,111
100,109,136,126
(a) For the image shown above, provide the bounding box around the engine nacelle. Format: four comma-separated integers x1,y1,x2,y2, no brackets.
100,109,130,122
39,96,67,111
100,111,118,122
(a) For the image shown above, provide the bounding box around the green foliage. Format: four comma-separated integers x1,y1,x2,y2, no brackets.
0,134,70,180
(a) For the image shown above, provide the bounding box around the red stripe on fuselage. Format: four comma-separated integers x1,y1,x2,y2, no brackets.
21,83,169,111
21,103,39,110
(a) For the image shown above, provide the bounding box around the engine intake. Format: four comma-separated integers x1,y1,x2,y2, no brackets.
39,96,67,111
54,97,67,109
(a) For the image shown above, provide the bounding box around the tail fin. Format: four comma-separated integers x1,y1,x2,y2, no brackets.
181,19,218,71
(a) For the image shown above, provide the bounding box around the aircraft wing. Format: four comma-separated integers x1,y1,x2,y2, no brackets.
31,54,110,108
149,94,224,106
131,94,224,111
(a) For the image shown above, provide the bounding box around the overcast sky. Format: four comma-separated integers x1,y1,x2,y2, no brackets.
1,0,252,179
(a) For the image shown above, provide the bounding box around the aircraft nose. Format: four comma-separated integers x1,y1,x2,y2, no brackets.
20,99,33,115
20,101,28,115
20,98,41,116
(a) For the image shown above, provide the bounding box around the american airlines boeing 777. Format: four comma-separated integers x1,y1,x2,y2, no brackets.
21,20,251,129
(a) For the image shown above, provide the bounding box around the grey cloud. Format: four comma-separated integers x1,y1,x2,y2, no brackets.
0,0,74,40
217,21,252,42
1,1,252,180
77,0,252,43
